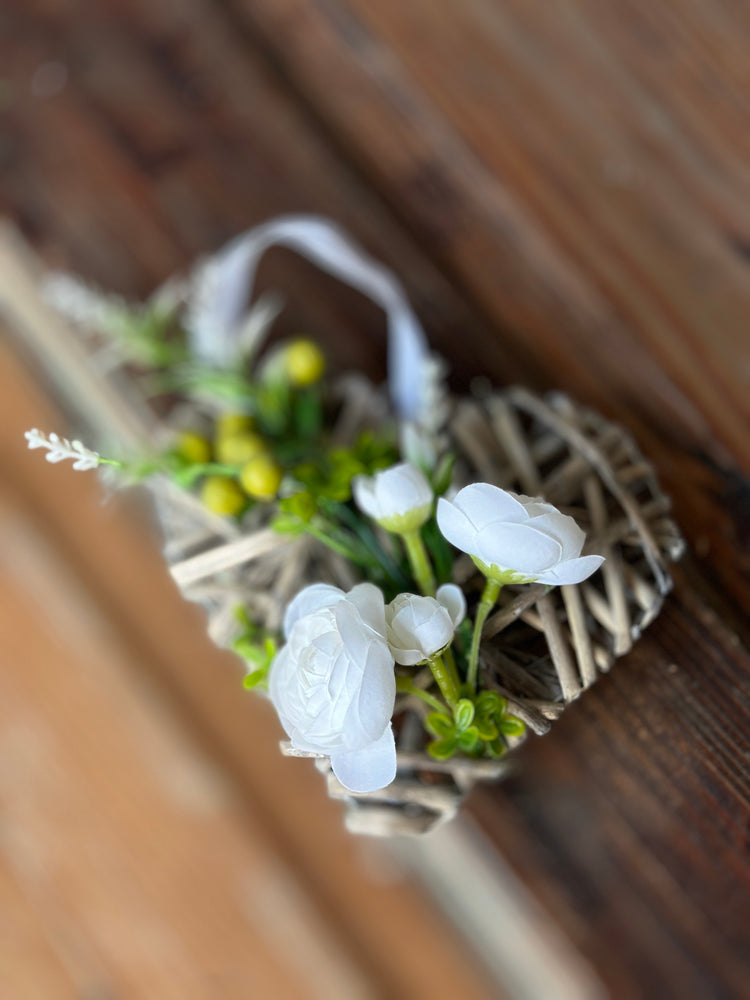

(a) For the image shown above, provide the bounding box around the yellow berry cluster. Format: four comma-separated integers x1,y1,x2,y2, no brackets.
174,338,326,517
177,413,283,517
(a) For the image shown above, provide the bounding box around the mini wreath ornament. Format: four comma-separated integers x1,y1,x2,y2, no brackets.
28,216,684,835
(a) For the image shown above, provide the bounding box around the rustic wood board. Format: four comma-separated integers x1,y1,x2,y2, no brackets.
1,1,749,996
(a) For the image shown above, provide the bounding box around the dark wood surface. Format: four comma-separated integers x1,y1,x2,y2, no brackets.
2,1,749,997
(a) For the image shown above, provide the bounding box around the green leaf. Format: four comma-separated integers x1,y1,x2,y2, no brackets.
233,638,264,663
486,737,507,759
158,364,257,407
421,518,455,585
271,514,307,536
234,605,253,629
242,668,269,691
425,712,454,738
499,715,526,737
475,717,499,741
262,637,277,659
279,491,317,523
475,690,506,716
453,698,475,731
293,388,323,440
457,726,481,752
431,452,456,496
170,461,240,489
455,620,474,659
427,736,458,761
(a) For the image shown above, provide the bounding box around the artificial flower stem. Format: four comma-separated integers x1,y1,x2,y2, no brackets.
443,645,462,693
401,529,436,596
467,578,502,691
395,677,448,715
428,655,459,709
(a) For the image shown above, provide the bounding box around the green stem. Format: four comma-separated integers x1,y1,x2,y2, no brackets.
429,655,459,709
467,578,502,692
396,677,448,714
443,645,462,692
401,529,436,596
172,462,241,487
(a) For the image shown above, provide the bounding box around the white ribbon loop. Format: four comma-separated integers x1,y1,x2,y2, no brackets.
186,215,429,420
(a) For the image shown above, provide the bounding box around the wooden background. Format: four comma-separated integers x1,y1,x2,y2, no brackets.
1,1,749,997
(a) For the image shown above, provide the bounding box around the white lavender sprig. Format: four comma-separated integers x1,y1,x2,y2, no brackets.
24,429,115,471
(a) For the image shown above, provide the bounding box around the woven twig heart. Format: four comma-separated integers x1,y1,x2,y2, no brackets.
157,380,683,837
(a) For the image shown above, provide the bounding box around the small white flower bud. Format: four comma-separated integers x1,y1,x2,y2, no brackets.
385,584,466,666
352,462,433,533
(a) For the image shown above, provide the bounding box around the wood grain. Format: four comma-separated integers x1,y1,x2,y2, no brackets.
0,492,372,1000
1,0,749,996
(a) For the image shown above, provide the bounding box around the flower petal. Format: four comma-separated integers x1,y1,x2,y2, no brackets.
283,583,345,637
518,497,558,518
389,644,425,666
352,475,379,519
436,583,466,627
373,463,431,518
348,582,388,638
474,522,563,575
526,511,585,561
352,638,396,741
454,483,528,528
536,554,605,586
331,725,397,793
436,497,478,553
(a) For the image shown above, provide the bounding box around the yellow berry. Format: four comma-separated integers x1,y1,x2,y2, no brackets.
215,432,267,466
200,476,246,516
177,431,211,464
283,339,325,387
239,455,283,500
215,412,254,438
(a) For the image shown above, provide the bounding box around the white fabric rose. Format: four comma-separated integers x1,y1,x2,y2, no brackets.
270,582,397,793
352,462,433,532
386,584,466,665
437,483,604,585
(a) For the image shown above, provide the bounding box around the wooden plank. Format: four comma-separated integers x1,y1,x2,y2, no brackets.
0,493,374,1000
0,864,79,1000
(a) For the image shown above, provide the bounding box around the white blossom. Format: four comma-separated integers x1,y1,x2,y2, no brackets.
352,462,433,533
24,429,101,471
386,584,466,665
437,483,604,586
270,583,397,793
